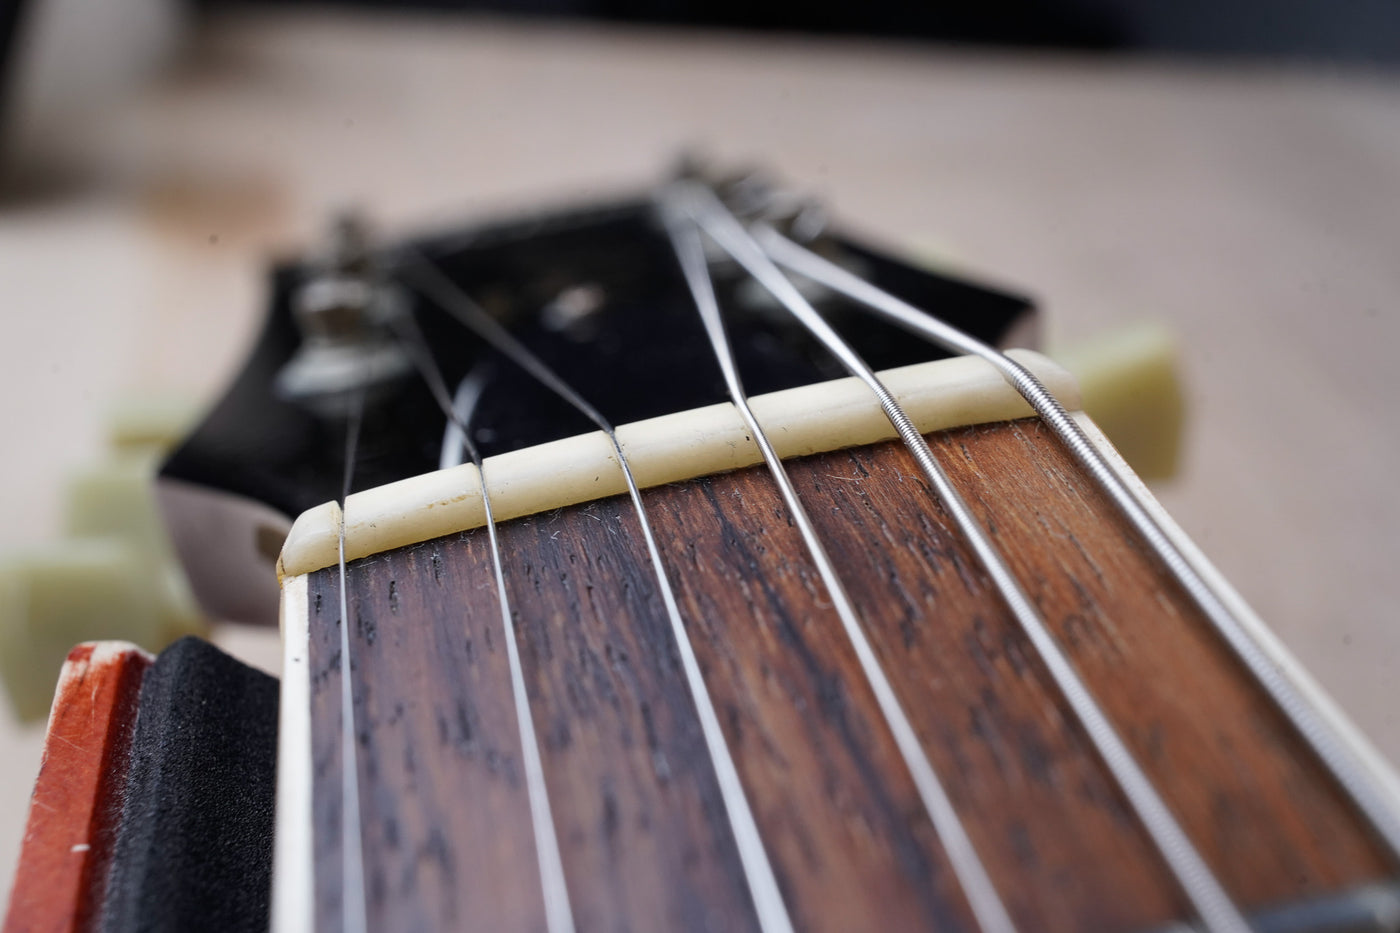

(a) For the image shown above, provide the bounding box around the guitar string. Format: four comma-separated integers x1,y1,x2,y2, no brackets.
336,387,370,933
437,362,492,471
438,373,485,471
752,222,1400,864
392,247,797,933
390,313,576,933
657,200,1018,933
673,181,1252,933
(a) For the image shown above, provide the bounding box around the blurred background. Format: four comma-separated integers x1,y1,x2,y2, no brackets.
0,0,1397,909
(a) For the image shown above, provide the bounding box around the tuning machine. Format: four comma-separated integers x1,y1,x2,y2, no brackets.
275,213,415,420
669,156,830,244
666,158,863,324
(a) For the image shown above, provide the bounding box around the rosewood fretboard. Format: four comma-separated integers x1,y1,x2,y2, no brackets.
300,419,1393,932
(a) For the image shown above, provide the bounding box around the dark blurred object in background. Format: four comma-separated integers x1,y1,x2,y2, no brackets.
2,0,1397,186
0,0,184,191
222,0,1400,63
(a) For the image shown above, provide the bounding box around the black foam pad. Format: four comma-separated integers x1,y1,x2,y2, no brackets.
101,636,279,933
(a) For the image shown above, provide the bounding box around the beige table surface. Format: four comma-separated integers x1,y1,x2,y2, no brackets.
1,7,1397,907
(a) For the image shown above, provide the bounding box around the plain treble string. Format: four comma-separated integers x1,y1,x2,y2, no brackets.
392,246,797,933
336,387,370,933
438,369,486,471
657,196,1017,933
674,181,1251,933
388,313,576,933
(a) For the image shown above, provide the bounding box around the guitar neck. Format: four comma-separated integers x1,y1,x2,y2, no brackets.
276,415,1391,933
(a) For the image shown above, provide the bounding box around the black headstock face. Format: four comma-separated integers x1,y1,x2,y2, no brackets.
162,195,1036,519
157,186,1036,623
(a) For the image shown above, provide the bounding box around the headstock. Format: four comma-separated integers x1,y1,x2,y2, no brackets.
157,172,1039,625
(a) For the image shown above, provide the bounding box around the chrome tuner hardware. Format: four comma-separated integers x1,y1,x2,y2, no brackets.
276,213,414,419
666,158,850,321
669,155,830,244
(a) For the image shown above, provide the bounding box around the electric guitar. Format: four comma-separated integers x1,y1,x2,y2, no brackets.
8,167,1400,933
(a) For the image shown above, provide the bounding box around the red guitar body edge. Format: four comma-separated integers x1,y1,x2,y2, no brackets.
4,642,152,933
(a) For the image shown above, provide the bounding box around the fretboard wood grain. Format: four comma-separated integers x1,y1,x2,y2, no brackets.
305,419,1390,932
